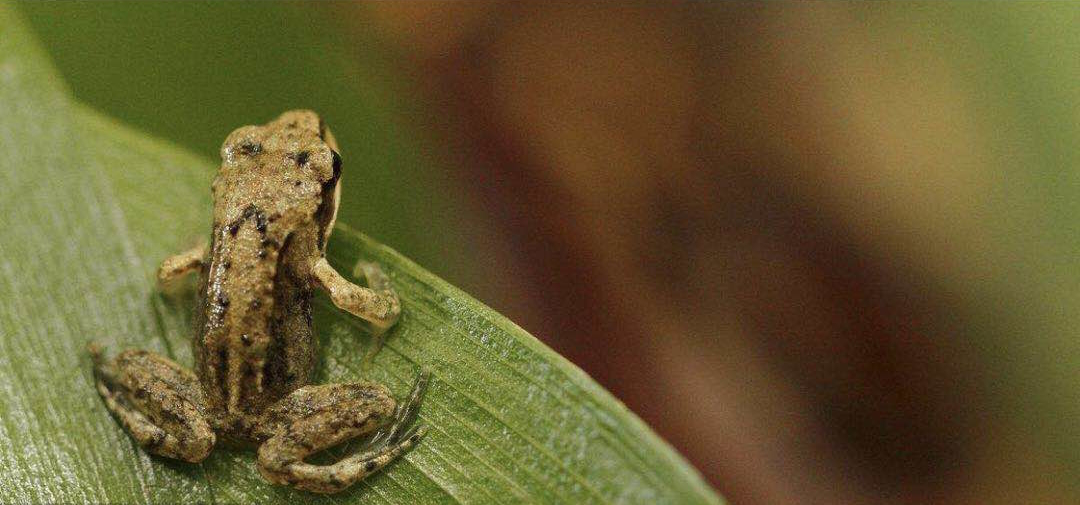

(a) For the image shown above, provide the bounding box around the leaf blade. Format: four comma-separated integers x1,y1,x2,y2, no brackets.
0,4,722,503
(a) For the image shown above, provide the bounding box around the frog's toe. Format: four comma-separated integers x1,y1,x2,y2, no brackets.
366,368,430,450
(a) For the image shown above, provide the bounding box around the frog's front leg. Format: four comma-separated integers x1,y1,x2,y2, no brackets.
255,371,430,494
156,243,207,285
89,345,215,462
312,257,401,334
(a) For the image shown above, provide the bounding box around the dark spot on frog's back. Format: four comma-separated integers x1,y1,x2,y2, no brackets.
255,212,268,234
364,461,376,472
239,142,262,156
295,151,310,166
158,407,182,424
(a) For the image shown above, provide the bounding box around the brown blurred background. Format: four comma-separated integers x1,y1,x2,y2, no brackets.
355,3,1079,504
22,2,1080,504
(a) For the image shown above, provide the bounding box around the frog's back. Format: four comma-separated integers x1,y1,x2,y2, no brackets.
192,215,322,438
191,110,340,440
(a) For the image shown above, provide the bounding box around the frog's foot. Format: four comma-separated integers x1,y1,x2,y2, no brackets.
90,345,215,463
364,369,430,450
351,259,400,335
256,371,430,494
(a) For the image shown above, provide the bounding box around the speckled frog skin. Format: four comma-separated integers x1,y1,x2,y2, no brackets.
90,110,429,494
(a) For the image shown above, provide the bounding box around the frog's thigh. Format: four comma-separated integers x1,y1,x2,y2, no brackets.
256,381,424,494
91,348,215,463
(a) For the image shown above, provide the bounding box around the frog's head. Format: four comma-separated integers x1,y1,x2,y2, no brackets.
215,110,342,251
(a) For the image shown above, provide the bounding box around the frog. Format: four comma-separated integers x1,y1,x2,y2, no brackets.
89,110,429,494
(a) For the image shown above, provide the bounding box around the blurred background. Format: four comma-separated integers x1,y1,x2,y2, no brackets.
17,2,1080,504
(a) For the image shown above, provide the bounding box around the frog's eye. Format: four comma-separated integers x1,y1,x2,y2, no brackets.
331,150,342,179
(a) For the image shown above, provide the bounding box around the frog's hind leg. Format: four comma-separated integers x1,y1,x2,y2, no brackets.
90,344,215,463
256,371,430,494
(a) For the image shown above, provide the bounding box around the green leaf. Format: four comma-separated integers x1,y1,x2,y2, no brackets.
0,5,721,504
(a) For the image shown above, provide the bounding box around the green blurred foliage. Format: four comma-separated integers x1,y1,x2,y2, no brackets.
819,3,1080,482
925,4,1080,476
18,1,479,288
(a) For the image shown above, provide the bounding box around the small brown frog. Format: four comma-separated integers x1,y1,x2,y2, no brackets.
90,110,428,494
